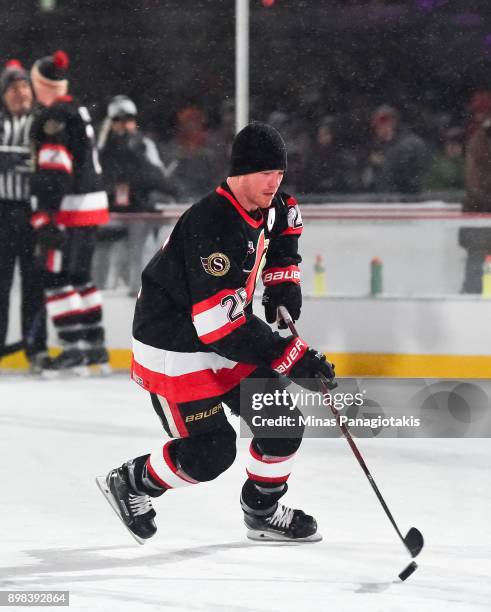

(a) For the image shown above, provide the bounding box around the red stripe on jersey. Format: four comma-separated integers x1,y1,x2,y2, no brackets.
198,315,246,344
216,186,263,229
286,195,298,207
55,208,109,227
54,95,73,104
245,231,267,302
131,356,256,403
191,288,238,316
280,226,303,236
164,402,189,438
39,162,71,173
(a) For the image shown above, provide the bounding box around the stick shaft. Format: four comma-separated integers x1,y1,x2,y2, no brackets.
277,305,409,550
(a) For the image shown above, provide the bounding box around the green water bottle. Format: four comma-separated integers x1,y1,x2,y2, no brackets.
370,257,383,296
40,0,56,10
313,254,326,296
482,255,491,298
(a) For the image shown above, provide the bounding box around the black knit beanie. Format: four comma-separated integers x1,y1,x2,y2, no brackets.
229,121,287,176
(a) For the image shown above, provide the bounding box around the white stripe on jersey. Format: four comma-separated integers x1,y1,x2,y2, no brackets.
60,191,108,212
131,337,239,376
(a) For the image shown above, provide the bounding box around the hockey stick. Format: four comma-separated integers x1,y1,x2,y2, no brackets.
277,305,423,580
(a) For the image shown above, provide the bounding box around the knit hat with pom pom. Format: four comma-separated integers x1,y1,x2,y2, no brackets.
31,50,69,95
0,59,29,96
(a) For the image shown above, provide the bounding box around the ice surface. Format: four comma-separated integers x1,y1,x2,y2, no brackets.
0,374,490,611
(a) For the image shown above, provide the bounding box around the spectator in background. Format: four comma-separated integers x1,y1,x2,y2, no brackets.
301,116,357,193
459,116,491,293
424,127,465,192
0,60,47,372
465,90,491,140
96,95,178,294
99,95,179,212
361,105,428,194
159,106,217,200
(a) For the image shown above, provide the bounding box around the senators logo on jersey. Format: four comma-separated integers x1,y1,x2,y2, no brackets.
200,252,231,277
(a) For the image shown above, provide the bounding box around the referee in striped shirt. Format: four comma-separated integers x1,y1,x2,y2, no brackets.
0,60,47,370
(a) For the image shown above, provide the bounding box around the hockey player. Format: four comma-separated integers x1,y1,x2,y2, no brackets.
29,51,110,372
97,122,335,543
0,60,48,371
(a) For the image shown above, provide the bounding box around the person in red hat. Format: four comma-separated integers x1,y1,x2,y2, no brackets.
0,59,48,372
30,50,110,373
361,104,428,194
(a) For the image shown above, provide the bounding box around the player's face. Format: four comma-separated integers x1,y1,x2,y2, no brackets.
242,170,284,209
3,80,32,115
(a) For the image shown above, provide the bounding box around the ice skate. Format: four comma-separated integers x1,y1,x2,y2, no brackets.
43,346,90,377
96,463,157,545
243,501,322,543
27,351,53,375
85,345,112,376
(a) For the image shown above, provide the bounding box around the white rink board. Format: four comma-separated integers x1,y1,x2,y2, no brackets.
94,293,491,356
0,375,490,612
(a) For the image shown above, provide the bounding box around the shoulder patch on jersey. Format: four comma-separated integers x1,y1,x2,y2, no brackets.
43,119,65,135
201,252,231,277
288,205,303,229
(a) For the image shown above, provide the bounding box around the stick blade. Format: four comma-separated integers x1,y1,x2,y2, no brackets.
404,527,424,557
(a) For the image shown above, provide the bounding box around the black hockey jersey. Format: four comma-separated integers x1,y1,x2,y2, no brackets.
131,183,303,402
30,95,108,227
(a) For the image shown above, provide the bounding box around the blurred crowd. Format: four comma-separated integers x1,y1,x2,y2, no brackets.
96,89,491,208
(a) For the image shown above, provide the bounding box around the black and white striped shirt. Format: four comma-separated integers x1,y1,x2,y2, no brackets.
0,109,33,203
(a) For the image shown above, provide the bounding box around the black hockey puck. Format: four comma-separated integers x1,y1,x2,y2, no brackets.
398,561,418,581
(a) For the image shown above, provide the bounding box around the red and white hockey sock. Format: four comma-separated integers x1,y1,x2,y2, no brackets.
146,441,199,490
45,285,84,324
246,442,296,484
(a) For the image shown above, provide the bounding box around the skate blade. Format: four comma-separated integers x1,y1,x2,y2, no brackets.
39,369,60,380
90,363,113,376
43,365,91,378
246,528,323,543
95,476,145,545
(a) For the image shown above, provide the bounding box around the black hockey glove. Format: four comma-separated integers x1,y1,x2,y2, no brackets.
290,349,336,392
262,267,302,329
31,213,66,250
271,336,336,392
